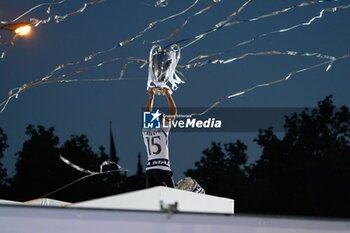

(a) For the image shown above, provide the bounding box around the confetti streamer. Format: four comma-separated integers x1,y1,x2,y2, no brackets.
190,53,350,116
59,155,99,175
37,0,200,83
183,50,337,69
178,0,253,50
225,4,350,52
119,0,200,47
1,0,106,25
222,0,342,27
35,154,129,198
8,0,199,78
0,35,19,59
0,56,147,112
53,0,107,23
155,0,170,8
175,0,343,51
0,46,341,112
0,0,203,110
185,2,350,65
0,0,68,24
147,0,221,44
1,0,349,117
39,154,128,198
59,154,128,175
39,172,99,198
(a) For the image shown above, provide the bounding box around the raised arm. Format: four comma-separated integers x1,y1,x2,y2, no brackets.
163,87,177,121
145,88,155,112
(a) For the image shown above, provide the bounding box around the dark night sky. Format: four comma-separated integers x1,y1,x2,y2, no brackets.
0,0,349,181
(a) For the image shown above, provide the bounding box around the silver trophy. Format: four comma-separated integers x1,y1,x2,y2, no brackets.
147,44,183,95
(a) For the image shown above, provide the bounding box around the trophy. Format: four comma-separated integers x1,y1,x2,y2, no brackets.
147,44,184,95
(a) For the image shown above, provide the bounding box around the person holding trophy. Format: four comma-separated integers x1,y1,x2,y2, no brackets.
142,44,182,188
143,86,176,188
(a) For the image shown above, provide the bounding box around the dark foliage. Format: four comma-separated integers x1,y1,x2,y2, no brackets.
1,96,349,218
9,125,126,202
0,129,9,196
186,96,350,217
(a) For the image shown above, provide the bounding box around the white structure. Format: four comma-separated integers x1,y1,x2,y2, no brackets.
71,186,234,214
1,187,349,233
25,198,71,207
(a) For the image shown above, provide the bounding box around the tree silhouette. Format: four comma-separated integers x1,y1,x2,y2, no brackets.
186,96,350,217
5,96,349,218
11,125,61,201
60,134,102,173
0,128,9,196
185,140,251,212
58,134,125,202
10,125,125,202
249,96,350,217
119,152,146,192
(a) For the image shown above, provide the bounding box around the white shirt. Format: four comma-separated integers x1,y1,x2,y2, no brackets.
142,126,171,171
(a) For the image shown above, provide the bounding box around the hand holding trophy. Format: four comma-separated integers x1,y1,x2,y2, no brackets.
147,44,184,95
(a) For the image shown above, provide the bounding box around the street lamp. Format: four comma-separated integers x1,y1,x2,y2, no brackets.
0,22,32,36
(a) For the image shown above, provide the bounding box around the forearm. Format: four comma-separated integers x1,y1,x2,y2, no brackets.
145,96,154,112
165,93,177,117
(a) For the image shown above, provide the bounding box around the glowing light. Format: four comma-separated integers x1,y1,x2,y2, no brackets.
14,25,31,36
